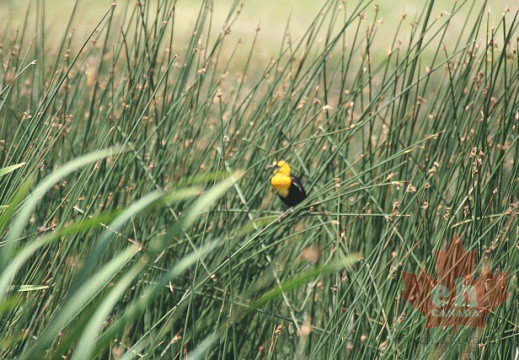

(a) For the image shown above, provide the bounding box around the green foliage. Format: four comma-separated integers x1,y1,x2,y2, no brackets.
0,0,517,358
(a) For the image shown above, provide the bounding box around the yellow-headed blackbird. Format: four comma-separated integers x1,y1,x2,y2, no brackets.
268,160,306,207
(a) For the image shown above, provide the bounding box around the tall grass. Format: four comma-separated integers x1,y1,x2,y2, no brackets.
0,0,517,358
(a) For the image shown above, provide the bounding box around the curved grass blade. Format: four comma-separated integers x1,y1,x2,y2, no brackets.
0,162,26,178
1,146,126,270
0,210,120,304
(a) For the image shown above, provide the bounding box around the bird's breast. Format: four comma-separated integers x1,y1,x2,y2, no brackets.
271,175,291,197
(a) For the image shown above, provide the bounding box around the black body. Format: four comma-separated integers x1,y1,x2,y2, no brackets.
278,175,306,207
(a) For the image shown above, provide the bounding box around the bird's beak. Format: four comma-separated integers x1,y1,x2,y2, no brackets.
266,164,276,170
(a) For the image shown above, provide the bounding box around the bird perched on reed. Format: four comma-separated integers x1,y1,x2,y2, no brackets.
268,160,306,207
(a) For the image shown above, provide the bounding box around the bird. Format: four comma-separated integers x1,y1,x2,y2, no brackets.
268,160,307,207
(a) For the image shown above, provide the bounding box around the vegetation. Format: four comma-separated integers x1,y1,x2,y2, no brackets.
0,0,517,358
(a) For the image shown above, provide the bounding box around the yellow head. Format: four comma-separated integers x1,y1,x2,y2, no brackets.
269,160,291,176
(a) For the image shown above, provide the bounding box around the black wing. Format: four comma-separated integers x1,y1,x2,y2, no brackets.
290,175,306,197
277,175,306,207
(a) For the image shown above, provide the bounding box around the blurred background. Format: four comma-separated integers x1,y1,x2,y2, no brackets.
2,0,513,59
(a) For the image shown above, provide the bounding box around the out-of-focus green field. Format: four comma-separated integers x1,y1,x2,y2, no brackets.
2,0,514,57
